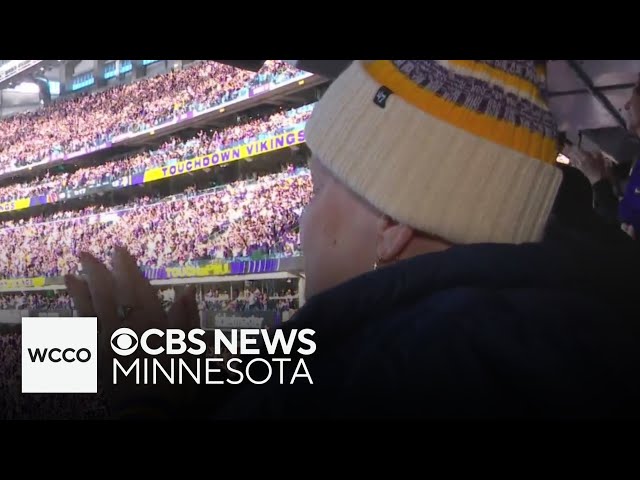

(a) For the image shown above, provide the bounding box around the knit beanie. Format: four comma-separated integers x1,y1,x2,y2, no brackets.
304,60,563,244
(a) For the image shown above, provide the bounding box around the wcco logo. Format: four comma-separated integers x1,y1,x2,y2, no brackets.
22,317,98,393
27,347,92,363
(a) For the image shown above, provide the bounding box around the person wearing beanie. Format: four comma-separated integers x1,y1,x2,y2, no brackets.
69,60,640,419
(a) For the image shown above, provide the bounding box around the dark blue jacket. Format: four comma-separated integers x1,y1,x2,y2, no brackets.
215,216,640,419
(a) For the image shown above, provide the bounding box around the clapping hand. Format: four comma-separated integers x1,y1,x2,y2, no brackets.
64,246,201,417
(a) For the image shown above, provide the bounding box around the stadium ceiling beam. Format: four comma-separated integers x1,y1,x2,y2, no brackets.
559,60,640,165
566,60,628,129
285,60,352,79
0,60,76,90
0,60,44,88
547,83,636,98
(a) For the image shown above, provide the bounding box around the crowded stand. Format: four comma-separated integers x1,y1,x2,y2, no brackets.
156,286,298,313
0,292,72,310
0,286,298,313
0,287,297,313
199,287,298,312
0,60,303,175
0,168,311,278
0,103,313,203
0,59,312,420
0,332,107,419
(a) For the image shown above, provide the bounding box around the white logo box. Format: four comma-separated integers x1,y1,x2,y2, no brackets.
21,317,98,393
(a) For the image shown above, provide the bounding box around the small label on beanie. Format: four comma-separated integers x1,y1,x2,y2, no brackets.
373,86,393,108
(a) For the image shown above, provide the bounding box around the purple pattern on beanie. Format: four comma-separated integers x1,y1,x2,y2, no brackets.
389,60,557,140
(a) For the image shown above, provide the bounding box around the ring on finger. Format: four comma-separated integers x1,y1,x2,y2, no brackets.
117,305,138,322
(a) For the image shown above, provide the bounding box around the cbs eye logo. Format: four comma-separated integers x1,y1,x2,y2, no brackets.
110,328,139,356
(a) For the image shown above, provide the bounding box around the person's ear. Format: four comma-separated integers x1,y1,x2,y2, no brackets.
375,215,414,264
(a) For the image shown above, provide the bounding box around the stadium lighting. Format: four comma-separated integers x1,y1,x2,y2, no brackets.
150,130,155,135
298,79,305,86
219,108,225,113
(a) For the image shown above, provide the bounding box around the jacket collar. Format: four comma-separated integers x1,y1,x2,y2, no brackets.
287,221,640,344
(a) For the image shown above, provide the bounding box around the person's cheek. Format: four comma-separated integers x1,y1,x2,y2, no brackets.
301,197,331,295
299,201,314,258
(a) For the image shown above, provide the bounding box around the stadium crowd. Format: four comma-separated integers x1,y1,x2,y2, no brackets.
0,60,311,419
0,168,311,279
0,332,107,419
158,287,298,313
0,286,298,312
201,287,297,312
0,104,313,203
0,60,303,176
0,292,72,310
